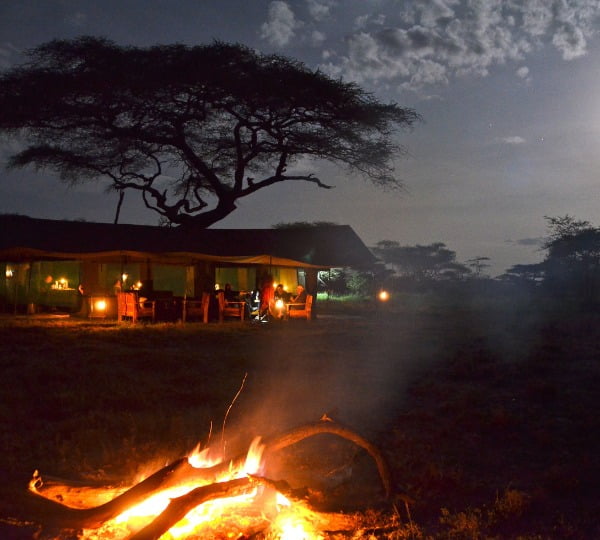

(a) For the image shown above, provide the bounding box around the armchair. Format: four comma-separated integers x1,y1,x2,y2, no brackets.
117,292,156,323
182,292,210,323
217,291,245,322
286,294,313,320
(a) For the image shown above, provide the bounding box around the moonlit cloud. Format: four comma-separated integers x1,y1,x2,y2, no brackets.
354,13,386,29
306,0,335,22
500,136,527,145
315,0,600,90
311,30,326,46
260,1,299,47
65,11,87,28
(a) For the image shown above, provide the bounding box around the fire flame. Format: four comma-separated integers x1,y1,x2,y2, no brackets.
35,437,321,539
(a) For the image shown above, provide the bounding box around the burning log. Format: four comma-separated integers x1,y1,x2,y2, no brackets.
25,458,190,530
20,418,391,537
129,477,253,540
162,418,391,497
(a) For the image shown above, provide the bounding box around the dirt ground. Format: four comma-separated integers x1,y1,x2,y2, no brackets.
1,300,599,538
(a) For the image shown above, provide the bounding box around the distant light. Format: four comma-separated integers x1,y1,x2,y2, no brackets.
5,268,13,278
90,296,109,318
378,290,390,302
121,273,129,283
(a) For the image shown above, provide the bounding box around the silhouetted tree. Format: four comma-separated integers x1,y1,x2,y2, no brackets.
542,214,593,247
543,218,600,303
0,37,419,227
372,241,469,281
500,263,545,286
272,221,339,229
318,268,350,296
466,256,491,277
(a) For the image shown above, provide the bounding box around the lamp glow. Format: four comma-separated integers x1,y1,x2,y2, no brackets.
378,290,390,302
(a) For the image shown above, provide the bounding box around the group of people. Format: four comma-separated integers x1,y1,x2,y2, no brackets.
269,283,307,319
217,281,307,321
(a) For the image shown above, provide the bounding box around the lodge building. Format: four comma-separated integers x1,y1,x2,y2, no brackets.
0,214,375,319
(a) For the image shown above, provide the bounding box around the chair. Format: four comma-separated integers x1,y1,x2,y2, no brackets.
286,294,313,320
182,292,210,323
217,291,245,322
117,292,156,323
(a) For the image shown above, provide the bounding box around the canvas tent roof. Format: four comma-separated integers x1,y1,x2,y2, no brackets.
0,215,376,269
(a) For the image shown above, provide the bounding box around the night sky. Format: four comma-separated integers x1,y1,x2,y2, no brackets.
1,0,600,275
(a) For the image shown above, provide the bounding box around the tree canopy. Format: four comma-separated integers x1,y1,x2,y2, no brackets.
372,240,470,280
0,37,419,227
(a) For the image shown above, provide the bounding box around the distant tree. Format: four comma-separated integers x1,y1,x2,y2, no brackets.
272,221,339,229
500,263,545,286
466,256,491,277
372,241,469,280
318,268,350,296
543,222,600,302
0,37,419,227
542,214,593,247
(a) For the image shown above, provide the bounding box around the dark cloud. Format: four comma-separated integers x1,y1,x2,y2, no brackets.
507,237,544,247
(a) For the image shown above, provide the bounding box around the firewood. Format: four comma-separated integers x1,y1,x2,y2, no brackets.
25,458,189,530
178,418,392,497
22,419,390,534
128,477,253,540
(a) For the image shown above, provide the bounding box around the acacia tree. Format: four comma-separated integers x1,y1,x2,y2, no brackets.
372,241,469,280
542,216,600,301
0,37,419,227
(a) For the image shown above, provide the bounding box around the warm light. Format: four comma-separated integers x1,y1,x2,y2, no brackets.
94,299,107,312
36,436,330,540
121,273,128,283
52,277,69,290
243,437,265,475
276,491,292,507
378,290,390,302
133,281,142,290
187,444,221,469
275,299,285,310
5,268,13,278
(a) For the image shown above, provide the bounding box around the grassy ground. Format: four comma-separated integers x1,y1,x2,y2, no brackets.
1,296,599,538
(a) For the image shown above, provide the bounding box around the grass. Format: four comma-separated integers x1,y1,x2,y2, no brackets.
1,296,600,538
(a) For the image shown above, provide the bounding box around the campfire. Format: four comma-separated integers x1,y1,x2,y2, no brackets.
20,418,396,539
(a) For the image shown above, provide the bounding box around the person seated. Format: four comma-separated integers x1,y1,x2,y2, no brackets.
270,283,289,319
273,283,288,302
223,283,239,302
287,285,307,310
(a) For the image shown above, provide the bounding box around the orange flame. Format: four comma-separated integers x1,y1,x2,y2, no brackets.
56,435,320,539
